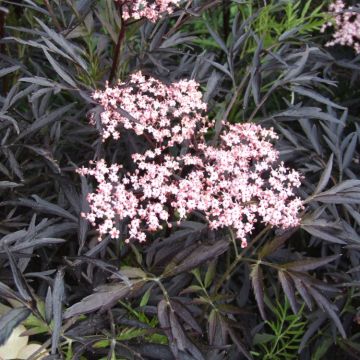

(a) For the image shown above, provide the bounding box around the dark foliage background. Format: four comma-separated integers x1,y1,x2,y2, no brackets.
0,0,359,359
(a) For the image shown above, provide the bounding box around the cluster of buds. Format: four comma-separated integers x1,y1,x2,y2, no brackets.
321,0,360,53
79,72,303,247
116,0,181,22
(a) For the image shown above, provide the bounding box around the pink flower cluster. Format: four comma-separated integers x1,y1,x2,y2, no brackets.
92,72,207,145
116,0,180,22
80,73,303,247
321,0,360,53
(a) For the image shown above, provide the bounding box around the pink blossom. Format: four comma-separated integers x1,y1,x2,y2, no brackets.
92,72,207,147
322,0,360,53
116,0,180,22
79,74,303,247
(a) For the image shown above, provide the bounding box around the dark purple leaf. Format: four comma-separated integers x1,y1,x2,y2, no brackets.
170,300,202,334
64,283,133,319
51,269,64,354
4,246,32,302
0,307,30,346
250,263,266,320
278,270,299,314
283,255,340,272
163,239,229,277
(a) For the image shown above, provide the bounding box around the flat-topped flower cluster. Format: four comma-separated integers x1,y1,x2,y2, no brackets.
79,72,303,247
92,72,207,144
322,0,360,53
116,0,180,22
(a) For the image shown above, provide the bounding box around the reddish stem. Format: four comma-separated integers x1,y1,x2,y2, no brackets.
109,6,126,84
0,8,7,95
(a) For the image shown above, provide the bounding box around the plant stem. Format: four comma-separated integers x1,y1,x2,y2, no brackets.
248,84,276,122
0,6,7,95
154,278,174,310
44,0,62,32
165,0,222,38
212,72,250,144
109,6,126,84
214,225,270,292
64,0,97,36
241,257,280,270
222,0,230,41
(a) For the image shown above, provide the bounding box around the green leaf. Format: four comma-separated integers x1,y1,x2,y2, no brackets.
204,260,217,288
139,286,152,307
253,333,276,345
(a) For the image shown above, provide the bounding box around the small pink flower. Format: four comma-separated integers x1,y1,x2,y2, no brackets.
322,0,360,53
92,72,208,147
116,0,180,22
79,74,303,245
